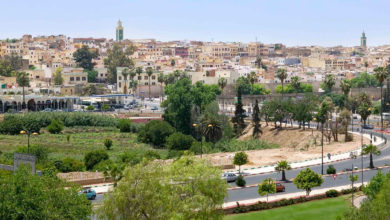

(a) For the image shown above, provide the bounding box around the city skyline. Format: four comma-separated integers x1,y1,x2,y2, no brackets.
2,0,390,46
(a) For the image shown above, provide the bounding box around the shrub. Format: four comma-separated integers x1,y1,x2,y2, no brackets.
235,175,246,187
326,165,336,174
118,119,132,132
66,134,71,143
341,187,358,194
166,150,184,159
119,151,142,166
16,145,49,163
144,150,161,159
0,115,23,135
54,157,84,172
104,138,113,150
84,150,109,170
166,132,194,150
86,105,94,111
138,120,175,147
92,159,113,172
47,119,64,134
326,189,339,197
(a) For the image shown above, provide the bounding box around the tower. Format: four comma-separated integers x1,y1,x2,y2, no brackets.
360,31,367,49
116,20,124,42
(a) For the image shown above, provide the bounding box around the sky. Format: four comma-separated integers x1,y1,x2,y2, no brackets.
1,0,390,46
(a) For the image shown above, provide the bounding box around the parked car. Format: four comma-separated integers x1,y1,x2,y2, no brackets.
43,108,52,112
222,173,237,182
151,106,158,111
361,124,374,129
275,181,285,192
80,188,96,200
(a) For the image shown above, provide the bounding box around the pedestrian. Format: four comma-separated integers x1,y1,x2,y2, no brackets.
327,152,331,160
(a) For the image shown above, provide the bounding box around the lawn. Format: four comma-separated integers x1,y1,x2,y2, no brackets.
0,126,168,162
225,196,350,220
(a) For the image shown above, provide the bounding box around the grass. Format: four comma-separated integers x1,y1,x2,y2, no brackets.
225,196,350,220
0,126,168,162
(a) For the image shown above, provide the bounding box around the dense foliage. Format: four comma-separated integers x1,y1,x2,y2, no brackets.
47,119,64,134
84,150,109,170
138,120,176,147
166,132,194,150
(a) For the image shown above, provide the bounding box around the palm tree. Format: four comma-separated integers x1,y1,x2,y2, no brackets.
135,67,143,96
173,70,181,80
218,77,227,112
16,72,30,109
339,109,351,142
276,68,288,96
247,71,257,85
201,115,223,143
364,61,368,72
275,160,291,182
121,68,129,94
323,74,336,92
129,80,138,95
157,73,165,102
362,144,381,168
374,67,387,131
145,67,153,99
340,79,351,107
290,76,301,95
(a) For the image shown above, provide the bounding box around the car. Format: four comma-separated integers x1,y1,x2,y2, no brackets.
353,114,358,119
361,124,374,129
43,108,52,112
275,181,285,192
151,106,158,111
80,188,96,200
222,173,237,182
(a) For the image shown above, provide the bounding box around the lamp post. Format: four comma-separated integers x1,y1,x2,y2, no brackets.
20,130,38,154
193,123,213,158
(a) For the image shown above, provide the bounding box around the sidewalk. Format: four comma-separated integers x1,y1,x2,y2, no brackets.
223,182,367,209
227,132,385,176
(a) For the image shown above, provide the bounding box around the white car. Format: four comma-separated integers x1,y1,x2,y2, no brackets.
222,173,237,182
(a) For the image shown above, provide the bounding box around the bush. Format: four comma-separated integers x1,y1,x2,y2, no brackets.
119,151,142,166
54,157,84,172
16,145,49,163
86,105,94,111
166,132,194,150
326,189,339,197
166,150,185,159
326,165,336,174
118,119,132,132
235,175,246,187
0,115,23,135
84,150,109,170
47,119,64,134
341,187,358,194
104,138,113,150
138,120,175,147
144,150,161,160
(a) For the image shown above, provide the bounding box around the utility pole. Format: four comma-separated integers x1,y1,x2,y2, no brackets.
361,127,364,186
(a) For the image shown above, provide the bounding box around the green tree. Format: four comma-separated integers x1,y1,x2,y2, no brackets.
292,94,316,129
232,87,246,135
158,72,165,101
233,151,248,174
258,178,276,202
340,79,351,106
276,68,288,96
121,68,130,94
252,99,262,138
47,119,64,134
374,67,387,131
16,71,29,106
234,76,252,95
321,74,336,92
146,67,154,99
362,144,381,168
97,156,227,220
218,77,227,111
357,102,372,125
138,120,176,147
251,84,271,95
84,150,109,170
254,56,267,70
339,109,352,142
104,138,113,150
73,45,98,70
53,67,64,85
363,170,387,200
275,160,291,182
86,70,98,83
290,76,301,95
293,168,323,196
104,43,135,83
170,59,175,67
247,71,257,85
0,166,92,219
135,66,143,93
166,132,194,150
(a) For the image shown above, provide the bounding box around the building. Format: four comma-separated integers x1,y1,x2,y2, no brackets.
361,32,367,49
116,20,124,42
116,67,159,94
62,68,88,86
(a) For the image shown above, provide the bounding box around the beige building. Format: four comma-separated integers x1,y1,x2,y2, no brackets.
62,68,87,86
116,67,159,94
301,57,326,68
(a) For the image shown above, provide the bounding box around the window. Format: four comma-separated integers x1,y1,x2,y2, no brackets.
145,82,148,85
119,76,122,80
76,77,80,81
70,77,74,81
82,77,86,81
152,82,156,85
119,82,121,87
144,76,148,80
138,76,141,80
152,75,156,80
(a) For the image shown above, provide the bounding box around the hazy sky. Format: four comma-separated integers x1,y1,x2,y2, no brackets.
1,0,390,46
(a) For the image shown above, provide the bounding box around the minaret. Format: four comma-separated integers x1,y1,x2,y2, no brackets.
360,31,367,49
116,20,124,42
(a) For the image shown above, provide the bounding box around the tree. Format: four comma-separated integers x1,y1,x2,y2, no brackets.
290,76,301,96
84,150,109,170
315,101,331,174
53,67,64,85
255,56,267,70
73,45,98,70
104,43,135,83
276,68,288,96
233,151,248,174
0,59,15,76
218,77,227,112
146,67,153,99
135,67,143,94
293,168,323,196
86,70,98,83
201,113,223,143
350,173,359,204
339,109,352,142
234,77,252,95
357,102,372,125
0,166,92,219
166,132,194,150
97,156,227,220
138,120,176,147
158,73,165,101
258,178,276,202
104,138,113,150
252,99,262,138
170,59,175,67
121,68,130,94
374,67,387,131
47,119,64,134
340,79,351,106
247,71,257,85
362,144,381,168
275,160,291,182
292,94,316,129
232,87,246,136
363,170,387,200
322,74,336,92
16,71,29,106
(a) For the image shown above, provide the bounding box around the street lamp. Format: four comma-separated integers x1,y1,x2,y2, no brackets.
193,123,203,158
20,130,38,154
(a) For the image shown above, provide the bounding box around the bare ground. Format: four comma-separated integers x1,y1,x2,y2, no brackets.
207,123,369,169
